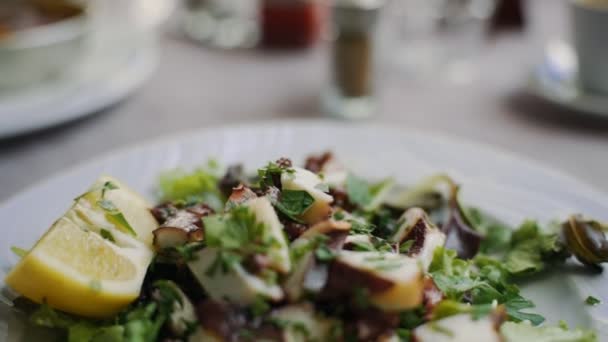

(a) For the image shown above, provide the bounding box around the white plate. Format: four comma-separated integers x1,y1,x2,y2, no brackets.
0,0,175,139
0,36,158,139
1,121,608,339
528,40,608,118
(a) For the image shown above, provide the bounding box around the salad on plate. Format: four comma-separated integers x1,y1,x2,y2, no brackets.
2,152,606,341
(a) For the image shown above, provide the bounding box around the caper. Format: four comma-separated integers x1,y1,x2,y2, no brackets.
562,215,608,266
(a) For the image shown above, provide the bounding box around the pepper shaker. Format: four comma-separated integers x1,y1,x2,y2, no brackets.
324,0,383,119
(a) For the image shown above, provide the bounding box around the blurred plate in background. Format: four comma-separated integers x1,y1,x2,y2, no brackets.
0,0,175,139
0,36,158,139
528,40,608,118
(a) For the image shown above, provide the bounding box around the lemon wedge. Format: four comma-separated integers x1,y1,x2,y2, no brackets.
5,176,158,318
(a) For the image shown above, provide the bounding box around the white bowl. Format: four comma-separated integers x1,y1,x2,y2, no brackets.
0,4,89,89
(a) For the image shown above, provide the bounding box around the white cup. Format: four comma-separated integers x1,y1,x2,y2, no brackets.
571,0,608,94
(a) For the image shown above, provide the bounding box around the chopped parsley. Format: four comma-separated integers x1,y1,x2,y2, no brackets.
274,190,314,222
431,300,493,321
97,199,137,237
250,296,271,316
203,206,282,276
466,207,513,254
333,210,345,221
399,240,414,253
100,181,119,198
349,218,376,235
345,173,372,207
430,247,546,325
257,161,294,189
314,244,337,262
585,296,601,306
10,246,28,258
267,318,311,338
99,229,116,242
350,241,375,251
158,162,224,211
204,250,242,276
291,321,311,338
291,234,331,262
345,174,394,211
363,254,404,271
170,241,206,261
204,206,274,253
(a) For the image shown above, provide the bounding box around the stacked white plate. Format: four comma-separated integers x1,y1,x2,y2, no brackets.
0,0,175,139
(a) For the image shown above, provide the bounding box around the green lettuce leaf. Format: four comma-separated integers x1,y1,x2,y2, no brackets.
159,161,224,211
465,208,570,277
465,207,513,254
429,247,545,325
275,190,314,222
505,221,568,275
345,174,394,211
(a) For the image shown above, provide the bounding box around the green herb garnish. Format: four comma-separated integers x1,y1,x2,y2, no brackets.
257,161,294,189
10,246,28,258
99,229,116,242
97,199,137,237
314,243,337,262
275,190,314,222
399,240,415,253
585,296,601,306
100,181,119,198
250,296,271,317
159,162,224,211
349,219,376,235
430,247,545,325
204,206,273,253
345,173,372,207
204,250,242,276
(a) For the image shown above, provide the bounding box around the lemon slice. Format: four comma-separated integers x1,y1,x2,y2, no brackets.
5,176,158,318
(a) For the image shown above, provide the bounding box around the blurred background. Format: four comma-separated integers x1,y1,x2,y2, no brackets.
1,0,608,201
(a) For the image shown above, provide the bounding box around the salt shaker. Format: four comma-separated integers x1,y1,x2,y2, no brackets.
324,0,383,119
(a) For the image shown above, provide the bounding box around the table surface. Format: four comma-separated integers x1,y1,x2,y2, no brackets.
1,0,607,203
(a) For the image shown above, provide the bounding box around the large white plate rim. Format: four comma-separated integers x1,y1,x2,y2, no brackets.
3,120,605,210
1,119,607,335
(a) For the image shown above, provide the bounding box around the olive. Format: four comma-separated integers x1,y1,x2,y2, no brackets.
562,215,608,266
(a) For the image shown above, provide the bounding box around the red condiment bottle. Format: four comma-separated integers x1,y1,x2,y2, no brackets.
489,0,526,35
260,0,324,49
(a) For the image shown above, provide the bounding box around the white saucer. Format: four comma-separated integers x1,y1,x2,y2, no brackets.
0,34,159,139
527,40,608,118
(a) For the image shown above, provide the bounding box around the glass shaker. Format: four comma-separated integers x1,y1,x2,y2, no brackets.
324,0,384,119
181,0,259,49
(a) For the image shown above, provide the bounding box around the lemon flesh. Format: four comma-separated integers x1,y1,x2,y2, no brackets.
5,176,158,318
